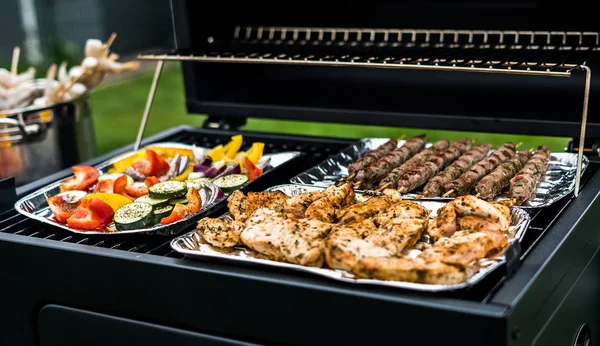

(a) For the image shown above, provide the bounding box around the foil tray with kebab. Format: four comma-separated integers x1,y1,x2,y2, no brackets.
290,137,589,208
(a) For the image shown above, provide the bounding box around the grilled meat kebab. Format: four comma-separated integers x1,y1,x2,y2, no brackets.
423,143,492,197
475,150,532,199
356,136,426,189
395,138,472,193
348,138,398,174
378,139,450,189
443,143,517,197
509,145,551,205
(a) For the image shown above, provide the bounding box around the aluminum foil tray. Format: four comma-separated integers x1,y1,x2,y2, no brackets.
14,142,301,236
290,138,588,208
171,183,531,292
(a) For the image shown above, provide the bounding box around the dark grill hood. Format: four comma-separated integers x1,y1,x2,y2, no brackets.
168,0,600,138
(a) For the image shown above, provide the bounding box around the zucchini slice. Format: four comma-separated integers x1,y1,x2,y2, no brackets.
148,181,187,199
169,198,188,205
114,202,153,231
152,205,174,224
185,179,205,191
134,195,169,209
212,174,249,193
98,173,134,185
56,190,88,204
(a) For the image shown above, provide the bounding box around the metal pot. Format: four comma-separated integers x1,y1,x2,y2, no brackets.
0,89,97,186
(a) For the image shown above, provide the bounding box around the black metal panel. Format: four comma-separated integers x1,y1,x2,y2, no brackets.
0,178,16,213
171,0,600,138
0,234,509,346
490,163,600,345
39,305,257,346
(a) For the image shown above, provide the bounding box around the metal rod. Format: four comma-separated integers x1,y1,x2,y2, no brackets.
137,54,573,77
134,60,164,151
575,65,592,197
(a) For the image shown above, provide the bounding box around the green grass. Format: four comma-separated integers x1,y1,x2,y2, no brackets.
91,62,570,154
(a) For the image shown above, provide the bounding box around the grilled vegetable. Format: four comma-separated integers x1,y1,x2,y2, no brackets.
242,157,263,180
213,163,241,179
186,187,202,213
66,198,115,230
134,195,169,209
132,149,170,177
152,205,174,224
124,182,149,198
169,198,188,205
84,193,132,212
160,203,190,225
185,179,206,191
246,142,265,164
224,134,243,159
208,144,225,161
60,166,100,192
47,190,87,222
148,181,188,199
98,173,134,185
212,174,249,193
204,160,227,178
114,202,154,231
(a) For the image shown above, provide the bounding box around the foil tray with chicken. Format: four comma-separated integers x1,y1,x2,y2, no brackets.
176,183,530,290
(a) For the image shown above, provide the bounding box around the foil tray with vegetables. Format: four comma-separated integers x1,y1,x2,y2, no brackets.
15,136,301,235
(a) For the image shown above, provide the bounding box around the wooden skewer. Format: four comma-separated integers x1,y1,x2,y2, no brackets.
515,142,523,148
441,189,454,197
11,47,20,75
414,191,428,200
398,134,407,140
57,71,85,101
105,32,117,51
471,138,477,144
44,64,57,97
475,193,481,198
374,182,391,193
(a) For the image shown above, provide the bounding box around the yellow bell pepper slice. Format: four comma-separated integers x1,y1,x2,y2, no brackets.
246,142,265,164
84,193,132,212
208,144,225,161
223,134,243,159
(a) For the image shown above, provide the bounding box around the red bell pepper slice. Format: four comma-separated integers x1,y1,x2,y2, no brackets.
66,198,114,230
242,157,263,180
47,195,82,222
144,176,160,187
124,183,149,198
113,175,135,200
160,203,190,225
60,166,100,192
93,179,115,193
186,187,202,213
132,149,170,177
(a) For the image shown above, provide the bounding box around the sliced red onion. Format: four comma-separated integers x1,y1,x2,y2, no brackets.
193,164,211,173
187,172,206,180
213,163,241,179
204,160,226,178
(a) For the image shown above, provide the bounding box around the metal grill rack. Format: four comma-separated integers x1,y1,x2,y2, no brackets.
137,27,597,197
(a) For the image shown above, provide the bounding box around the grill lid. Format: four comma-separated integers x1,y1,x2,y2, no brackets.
159,1,600,138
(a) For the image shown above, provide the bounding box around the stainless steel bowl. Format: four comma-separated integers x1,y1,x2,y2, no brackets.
0,81,97,186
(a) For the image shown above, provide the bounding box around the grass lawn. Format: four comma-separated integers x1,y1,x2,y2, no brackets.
91,62,570,154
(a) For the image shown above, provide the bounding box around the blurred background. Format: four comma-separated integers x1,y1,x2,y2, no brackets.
1,0,569,157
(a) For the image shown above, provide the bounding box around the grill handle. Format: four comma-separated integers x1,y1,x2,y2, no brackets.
0,117,45,145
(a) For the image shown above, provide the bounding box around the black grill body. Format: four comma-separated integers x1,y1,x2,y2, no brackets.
3,0,600,345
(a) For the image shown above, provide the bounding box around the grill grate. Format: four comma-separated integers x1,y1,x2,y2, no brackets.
0,128,352,258
139,28,600,76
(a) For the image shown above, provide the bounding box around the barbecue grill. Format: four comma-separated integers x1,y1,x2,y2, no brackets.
2,1,600,345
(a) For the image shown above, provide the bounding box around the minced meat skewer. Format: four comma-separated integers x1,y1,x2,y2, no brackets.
378,139,450,189
475,150,532,199
356,136,426,189
422,143,492,197
443,143,517,197
348,138,398,175
509,146,551,205
396,138,472,193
